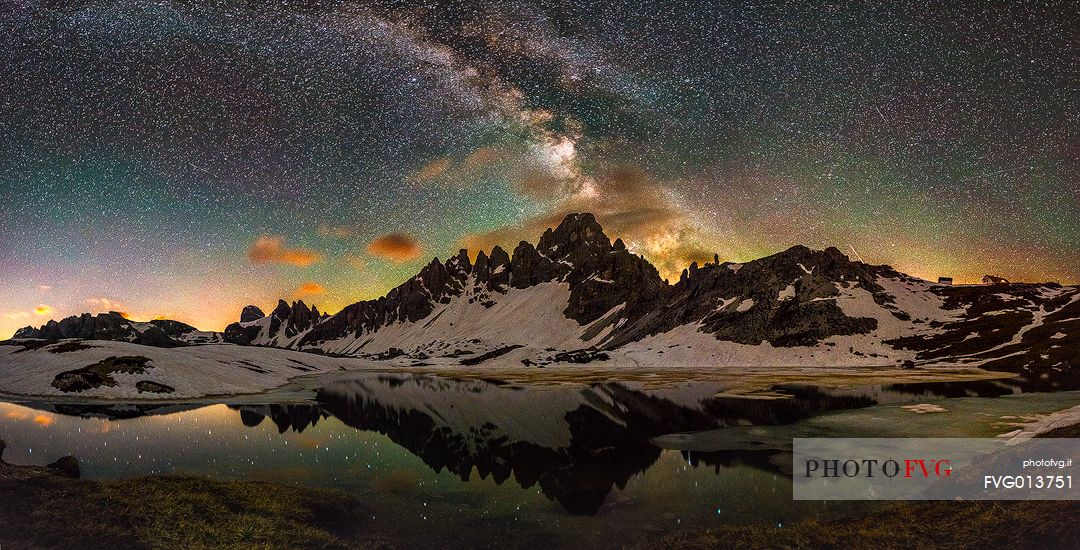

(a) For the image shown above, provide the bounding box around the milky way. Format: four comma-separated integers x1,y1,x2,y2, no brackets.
1,1,1077,336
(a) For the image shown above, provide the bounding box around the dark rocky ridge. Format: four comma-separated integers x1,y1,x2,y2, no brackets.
298,213,669,348
223,300,322,345
14,312,196,347
605,245,894,348
5,213,911,353
886,282,1080,372
293,213,886,350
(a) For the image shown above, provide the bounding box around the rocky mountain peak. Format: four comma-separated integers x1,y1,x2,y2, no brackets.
510,240,553,288
771,245,852,269
489,245,510,268
272,299,292,319
823,246,849,262
224,299,322,345
538,212,611,259
486,245,511,289
473,250,490,282
12,326,36,339
412,257,465,307
240,305,265,323
446,249,472,276
607,240,894,348
290,300,319,329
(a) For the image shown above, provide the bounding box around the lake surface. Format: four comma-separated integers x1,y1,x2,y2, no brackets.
1,371,1079,548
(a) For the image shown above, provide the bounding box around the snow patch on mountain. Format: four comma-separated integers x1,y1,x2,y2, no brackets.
619,322,908,368
309,282,614,363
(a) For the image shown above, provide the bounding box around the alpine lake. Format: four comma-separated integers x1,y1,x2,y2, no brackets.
2,366,1079,548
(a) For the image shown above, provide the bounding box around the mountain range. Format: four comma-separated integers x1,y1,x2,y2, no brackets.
13,213,1080,374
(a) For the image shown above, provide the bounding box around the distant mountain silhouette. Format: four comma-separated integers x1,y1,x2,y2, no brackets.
16,212,1079,373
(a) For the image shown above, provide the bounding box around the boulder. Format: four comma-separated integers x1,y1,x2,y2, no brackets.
46,456,81,478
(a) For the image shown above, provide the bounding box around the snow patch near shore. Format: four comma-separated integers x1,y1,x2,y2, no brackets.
902,403,948,414
1001,404,1080,442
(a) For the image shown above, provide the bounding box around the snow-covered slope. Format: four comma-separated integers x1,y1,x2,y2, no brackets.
0,339,377,399
310,281,616,361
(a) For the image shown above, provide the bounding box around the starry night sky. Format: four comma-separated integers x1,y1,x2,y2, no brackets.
1,1,1077,336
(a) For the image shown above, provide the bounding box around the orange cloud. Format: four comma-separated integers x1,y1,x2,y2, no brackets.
248,236,322,267
515,167,564,199
415,157,453,184
2,409,54,426
293,282,326,297
413,148,504,188
33,305,53,316
462,147,499,169
4,311,29,320
368,233,421,263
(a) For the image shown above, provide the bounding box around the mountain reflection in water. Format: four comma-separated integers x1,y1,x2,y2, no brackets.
20,369,1080,517
223,374,877,515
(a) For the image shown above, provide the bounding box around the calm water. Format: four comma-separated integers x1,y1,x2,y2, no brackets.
1,371,1079,548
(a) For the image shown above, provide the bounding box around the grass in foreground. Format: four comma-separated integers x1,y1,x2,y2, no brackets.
5,469,1075,549
637,500,1079,549
0,471,384,549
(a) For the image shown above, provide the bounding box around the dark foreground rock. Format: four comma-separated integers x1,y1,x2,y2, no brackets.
46,456,80,478
51,356,151,392
135,380,175,394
